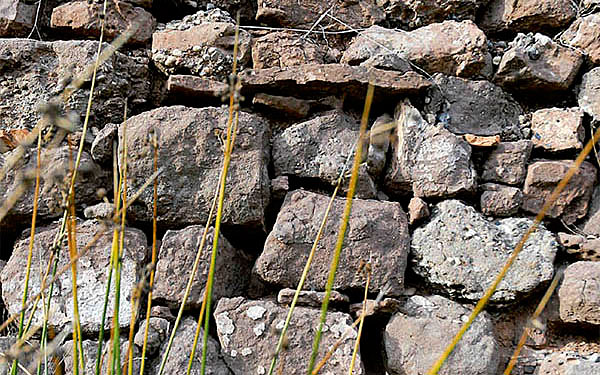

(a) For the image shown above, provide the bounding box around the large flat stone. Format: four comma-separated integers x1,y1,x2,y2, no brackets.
558,261,600,325
480,0,576,34
560,13,600,65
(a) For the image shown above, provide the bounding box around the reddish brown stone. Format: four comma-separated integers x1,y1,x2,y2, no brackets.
252,31,328,69
560,13,600,65
408,197,429,224
522,160,597,225
557,232,585,248
480,0,576,34
166,75,228,99
482,140,533,185
464,134,501,147
480,183,522,217
51,1,156,45
252,93,311,119
0,0,35,37
531,108,584,152
558,261,600,325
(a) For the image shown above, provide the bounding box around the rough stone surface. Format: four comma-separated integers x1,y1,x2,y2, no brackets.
480,0,576,34
252,93,312,120
424,74,523,139
342,21,490,78
83,202,114,219
134,317,169,356
480,183,523,217
90,122,118,166
522,160,597,225
384,99,477,197
560,13,600,65
255,189,410,296
411,200,558,303
51,1,156,45
464,134,500,147
558,261,600,325
151,317,231,375
349,298,402,318
120,106,270,228
215,297,364,374
252,31,329,69
531,108,584,152
583,186,600,236
0,0,35,37
277,288,349,308
270,175,289,201
536,351,600,375
494,33,583,92
61,339,140,375
165,75,228,101
380,0,488,29
578,67,600,122
0,219,148,333
408,196,430,224
384,295,499,375
153,225,250,309
0,39,151,130
482,140,533,185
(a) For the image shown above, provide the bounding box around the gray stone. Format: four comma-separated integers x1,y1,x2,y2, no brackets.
411,200,558,303
214,297,365,374
536,351,600,375
480,183,523,217
560,13,600,65
381,0,488,29
341,21,490,78
152,225,250,309
494,33,583,92
119,106,270,228
0,219,148,333
0,0,35,37
424,74,523,139
480,0,576,34
83,202,114,220
558,261,600,325
384,295,499,375
277,288,349,308
254,189,410,296
270,175,289,201
482,140,533,185
134,317,169,356
341,163,378,200
61,339,140,375
91,122,118,166
384,99,477,197
578,67,600,122
349,298,401,318
583,186,600,236
0,337,47,373
531,108,584,152
522,160,596,225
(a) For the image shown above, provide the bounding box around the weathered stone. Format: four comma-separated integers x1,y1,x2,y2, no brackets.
83,202,114,220
381,0,488,29
134,317,169,356
151,305,175,320
583,186,600,236
341,162,378,200
424,74,523,139
480,183,523,217
411,200,558,303
215,297,365,374
367,114,393,178
384,99,477,197
153,225,250,309
252,93,311,119
570,239,600,262
522,160,596,225
408,196,429,224
349,298,401,318
480,0,576,34
341,21,490,78
531,108,584,152
277,288,349,308
557,232,585,248
0,39,150,130
536,351,600,375
239,64,431,102
464,134,500,147
203,0,256,23
494,33,583,92
558,261,600,325
255,189,410,296
482,140,533,185
120,106,270,228
560,13,600,65
256,0,384,29
166,75,228,101
0,219,148,333
62,339,140,374
252,31,328,69
152,317,231,375
384,295,499,375
51,1,156,45
578,67,600,122
90,122,118,166
0,337,53,373
0,0,35,37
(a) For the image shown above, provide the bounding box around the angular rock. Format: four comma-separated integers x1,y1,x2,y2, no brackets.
0,0,35,37
349,297,401,318
411,200,558,303
51,1,156,45
270,175,289,201
557,232,585,249
531,108,584,152
255,189,410,296
152,317,231,375
120,106,270,228
252,93,311,120
367,114,393,178
522,160,596,225
151,305,175,320
464,134,500,147
570,239,600,262
381,0,488,29
480,0,576,34
252,31,328,69
166,75,228,101
153,225,250,309
578,67,600,122
341,21,490,78
134,317,169,356
277,288,349,308
494,33,583,92
83,202,114,220
482,140,533,185
205,0,256,23
424,74,523,139
384,99,477,197
256,0,384,29
408,196,429,224
480,183,523,217
239,64,431,102
215,297,364,374
583,186,600,236
62,339,140,374
0,39,150,130
0,219,148,333
384,295,499,375
558,261,600,325
341,162,378,200
560,13,600,65
537,351,600,375
91,122,118,166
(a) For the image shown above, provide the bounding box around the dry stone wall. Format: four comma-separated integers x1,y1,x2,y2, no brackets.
0,1,599,374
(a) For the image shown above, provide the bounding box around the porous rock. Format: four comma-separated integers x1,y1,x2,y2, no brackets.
252,31,329,69
134,317,169,356
558,261,600,325
165,74,229,101
215,297,364,374
255,189,409,296
481,140,532,185
380,0,488,29
120,106,270,228
522,160,596,225
560,13,600,65
152,225,250,309
277,288,349,308
480,183,523,217
252,93,312,120
583,186,600,236
91,122,118,166
341,21,490,78
0,0,35,37
536,351,600,375
480,0,576,34
411,200,557,303
384,295,499,375
531,108,584,152
61,339,140,374
578,67,600,122
0,219,148,333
